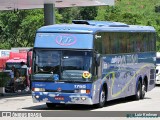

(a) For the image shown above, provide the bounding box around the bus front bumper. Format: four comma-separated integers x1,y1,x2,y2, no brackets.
32,91,93,105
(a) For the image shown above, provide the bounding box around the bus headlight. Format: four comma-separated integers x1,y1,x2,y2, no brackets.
74,89,90,94
32,88,45,92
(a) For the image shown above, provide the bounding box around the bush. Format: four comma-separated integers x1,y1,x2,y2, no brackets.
0,72,10,87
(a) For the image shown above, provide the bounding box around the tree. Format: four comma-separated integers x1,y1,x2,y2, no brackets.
0,0,160,51
79,7,98,20
0,9,62,49
0,10,35,48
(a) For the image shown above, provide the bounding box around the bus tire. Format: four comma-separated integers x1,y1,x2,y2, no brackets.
96,87,106,108
46,103,56,108
140,81,147,99
134,81,142,100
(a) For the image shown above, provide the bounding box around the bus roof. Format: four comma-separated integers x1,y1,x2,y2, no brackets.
37,20,156,33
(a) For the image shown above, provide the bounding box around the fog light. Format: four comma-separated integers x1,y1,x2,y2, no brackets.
35,95,40,99
81,97,86,100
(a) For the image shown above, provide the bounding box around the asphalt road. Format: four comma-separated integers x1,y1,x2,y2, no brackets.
0,85,160,120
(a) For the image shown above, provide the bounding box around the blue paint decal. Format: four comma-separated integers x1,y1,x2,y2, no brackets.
101,52,155,98
32,82,93,104
34,33,93,49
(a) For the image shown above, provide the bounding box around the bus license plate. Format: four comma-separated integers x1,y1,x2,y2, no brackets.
54,96,64,100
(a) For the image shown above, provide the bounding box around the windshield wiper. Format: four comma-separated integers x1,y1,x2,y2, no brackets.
61,72,92,83
46,74,54,81
59,80,76,83
59,79,92,83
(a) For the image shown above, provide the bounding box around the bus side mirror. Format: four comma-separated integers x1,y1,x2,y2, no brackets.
96,54,100,66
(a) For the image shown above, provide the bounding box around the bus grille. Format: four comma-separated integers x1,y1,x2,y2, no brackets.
45,89,75,93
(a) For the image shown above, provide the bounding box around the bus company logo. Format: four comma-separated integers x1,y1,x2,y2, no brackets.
57,87,62,92
55,34,77,46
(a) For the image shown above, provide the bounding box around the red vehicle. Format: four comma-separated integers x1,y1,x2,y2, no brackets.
5,49,32,91
5,52,27,70
6,52,30,88
0,56,9,71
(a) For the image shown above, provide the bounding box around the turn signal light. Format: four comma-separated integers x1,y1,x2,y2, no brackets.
86,90,90,94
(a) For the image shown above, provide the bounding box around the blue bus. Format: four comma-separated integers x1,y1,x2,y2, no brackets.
31,20,156,108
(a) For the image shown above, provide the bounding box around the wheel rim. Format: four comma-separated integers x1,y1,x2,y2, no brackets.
137,84,141,98
100,90,105,103
142,84,146,95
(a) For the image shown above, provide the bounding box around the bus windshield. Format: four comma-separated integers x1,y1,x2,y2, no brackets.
33,50,93,82
6,62,21,70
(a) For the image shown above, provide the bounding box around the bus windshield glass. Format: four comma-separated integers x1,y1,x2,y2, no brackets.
6,62,21,70
33,50,93,82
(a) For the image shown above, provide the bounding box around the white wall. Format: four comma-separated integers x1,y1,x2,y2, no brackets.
0,50,10,57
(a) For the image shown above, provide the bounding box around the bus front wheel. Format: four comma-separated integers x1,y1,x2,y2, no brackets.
96,87,106,108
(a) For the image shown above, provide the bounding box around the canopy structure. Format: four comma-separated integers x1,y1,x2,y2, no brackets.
0,0,114,10
0,0,115,25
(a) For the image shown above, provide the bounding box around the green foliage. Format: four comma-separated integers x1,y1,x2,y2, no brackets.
95,0,160,51
19,9,44,47
58,8,79,23
58,6,97,23
0,72,10,87
1,8,67,48
79,7,98,20
0,9,62,49
0,0,160,51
